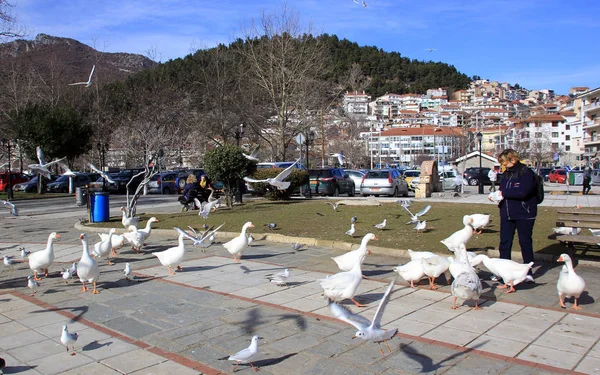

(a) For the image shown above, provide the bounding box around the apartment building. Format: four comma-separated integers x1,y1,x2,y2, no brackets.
342,91,371,115
577,87,600,167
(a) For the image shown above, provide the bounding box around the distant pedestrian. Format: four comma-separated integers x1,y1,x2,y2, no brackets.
491,149,537,282
583,166,592,195
488,167,498,192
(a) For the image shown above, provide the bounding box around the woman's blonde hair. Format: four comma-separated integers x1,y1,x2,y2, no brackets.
186,174,197,184
498,149,519,164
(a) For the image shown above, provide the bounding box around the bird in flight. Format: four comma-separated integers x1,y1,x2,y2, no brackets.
425,48,436,53
362,0,367,7
69,65,96,87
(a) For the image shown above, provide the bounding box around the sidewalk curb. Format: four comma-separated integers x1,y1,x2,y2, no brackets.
74,222,577,267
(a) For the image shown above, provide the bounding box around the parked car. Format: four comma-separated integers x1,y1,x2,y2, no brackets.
88,172,119,193
344,169,366,194
257,162,307,170
148,171,178,194
47,173,99,193
462,167,494,186
402,170,420,190
592,169,600,185
548,168,567,184
175,169,205,192
410,170,458,191
0,172,29,192
309,168,355,196
111,168,146,193
13,175,57,193
538,167,552,182
360,169,409,197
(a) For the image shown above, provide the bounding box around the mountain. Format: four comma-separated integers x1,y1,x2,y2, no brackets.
0,33,156,83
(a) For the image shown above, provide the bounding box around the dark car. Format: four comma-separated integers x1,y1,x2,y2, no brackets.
46,173,99,193
309,168,355,196
13,175,56,193
537,167,552,182
109,168,146,193
148,171,178,194
463,167,493,186
175,169,205,192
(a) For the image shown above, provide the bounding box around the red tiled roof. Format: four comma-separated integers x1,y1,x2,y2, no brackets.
381,126,463,136
559,111,576,116
523,114,566,122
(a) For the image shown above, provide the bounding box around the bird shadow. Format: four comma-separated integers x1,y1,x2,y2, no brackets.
362,269,392,277
33,305,88,322
82,340,113,351
252,353,298,368
401,338,486,372
284,281,311,287
242,253,286,260
2,365,38,374
567,291,595,306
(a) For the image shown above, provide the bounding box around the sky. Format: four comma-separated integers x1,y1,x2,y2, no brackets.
11,0,600,95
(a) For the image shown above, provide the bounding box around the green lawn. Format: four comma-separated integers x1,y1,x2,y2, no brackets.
88,200,565,256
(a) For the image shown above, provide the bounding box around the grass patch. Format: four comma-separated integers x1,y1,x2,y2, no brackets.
0,192,72,200
88,200,565,256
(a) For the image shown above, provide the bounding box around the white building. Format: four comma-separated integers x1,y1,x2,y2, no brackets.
343,91,371,115
577,87,600,167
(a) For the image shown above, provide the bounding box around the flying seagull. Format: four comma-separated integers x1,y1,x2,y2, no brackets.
362,0,367,7
243,159,300,190
425,48,436,52
69,65,95,87
331,152,346,166
57,161,76,177
1,200,18,216
88,163,116,184
326,202,344,211
243,145,260,162
402,204,431,224
328,278,398,355
193,198,222,219
28,146,65,178
174,224,225,249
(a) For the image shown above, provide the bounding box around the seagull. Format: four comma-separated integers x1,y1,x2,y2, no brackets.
247,234,254,247
328,278,398,355
27,275,39,295
57,161,76,177
266,268,290,286
124,263,131,280
243,159,300,190
326,202,345,211
265,223,277,230
414,220,427,233
193,198,222,219
351,216,358,224
28,146,65,178
20,247,31,259
1,200,18,216
88,163,116,184
291,242,304,251
362,0,367,7
61,263,77,283
68,65,95,87
228,336,262,372
331,152,345,166
4,255,18,268
402,204,431,224
373,219,387,230
60,325,79,355
425,48,436,52
243,145,260,162
396,199,412,208
346,223,356,237
174,224,225,249
353,0,358,3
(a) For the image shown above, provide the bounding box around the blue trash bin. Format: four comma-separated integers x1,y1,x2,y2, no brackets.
90,192,110,222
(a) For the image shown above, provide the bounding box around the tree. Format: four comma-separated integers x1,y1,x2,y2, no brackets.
203,145,256,207
238,4,328,161
1,0,25,41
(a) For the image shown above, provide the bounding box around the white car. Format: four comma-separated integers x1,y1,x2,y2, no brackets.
410,170,458,191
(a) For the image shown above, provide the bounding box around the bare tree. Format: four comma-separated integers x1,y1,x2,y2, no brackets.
1,0,26,41
238,4,327,161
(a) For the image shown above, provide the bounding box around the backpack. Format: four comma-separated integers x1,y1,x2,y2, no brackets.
533,172,544,204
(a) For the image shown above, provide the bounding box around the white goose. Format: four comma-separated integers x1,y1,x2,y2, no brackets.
152,229,187,275
319,260,365,307
557,253,586,310
440,215,474,252
28,232,60,280
76,233,100,294
123,225,143,252
393,259,425,288
470,254,533,293
98,232,126,256
467,214,490,234
332,233,377,271
451,262,482,310
93,228,117,265
120,206,139,229
448,243,472,279
421,255,451,290
125,217,158,252
223,222,254,261
407,249,436,260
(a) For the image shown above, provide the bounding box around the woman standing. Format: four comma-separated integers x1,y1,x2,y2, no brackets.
492,149,537,282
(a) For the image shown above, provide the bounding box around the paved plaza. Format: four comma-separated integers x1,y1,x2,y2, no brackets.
1,190,600,374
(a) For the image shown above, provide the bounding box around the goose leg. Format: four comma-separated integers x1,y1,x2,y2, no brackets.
473,300,482,310
167,266,176,276
233,254,240,262
44,268,49,277
573,298,582,310
177,266,182,271
351,298,367,307
429,277,439,290
33,271,42,281
91,282,100,294
502,281,516,294
559,293,566,309
107,257,114,266
451,296,459,310
80,281,88,292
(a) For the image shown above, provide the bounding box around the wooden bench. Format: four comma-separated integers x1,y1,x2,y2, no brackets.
550,208,600,255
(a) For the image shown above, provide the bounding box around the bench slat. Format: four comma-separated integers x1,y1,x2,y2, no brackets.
557,208,600,215
552,234,600,244
557,215,600,223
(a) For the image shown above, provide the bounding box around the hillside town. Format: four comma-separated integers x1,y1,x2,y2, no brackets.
339,81,600,169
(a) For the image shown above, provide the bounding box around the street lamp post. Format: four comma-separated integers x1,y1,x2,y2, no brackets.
305,131,315,169
97,143,108,192
235,123,246,204
1,139,14,200
477,132,484,194
235,123,246,147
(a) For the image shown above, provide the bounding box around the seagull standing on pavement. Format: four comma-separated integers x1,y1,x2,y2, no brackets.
20,247,31,259
291,242,304,251
68,65,95,87
346,223,356,237
266,268,290,286
374,219,387,230
228,336,262,372
27,275,39,295
4,255,18,269
60,325,79,355
124,263,132,280
247,234,254,247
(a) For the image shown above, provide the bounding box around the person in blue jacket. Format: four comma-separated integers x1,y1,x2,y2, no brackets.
494,149,537,282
